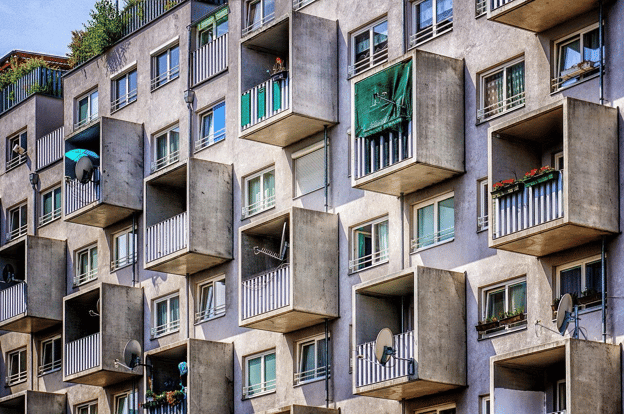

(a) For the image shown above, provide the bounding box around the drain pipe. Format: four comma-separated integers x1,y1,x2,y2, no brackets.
400,192,405,269
601,237,607,342
324,125,329,213
599,0,604,105
29,173,39,236
324,318,330,408
132,212,136,287
186,272,191,340
186,24,194,157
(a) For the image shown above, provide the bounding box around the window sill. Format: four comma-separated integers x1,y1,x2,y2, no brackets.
39,216,61,228
6,379,27,387
294,376,327,387
411,237,454,254
476,104,525,126
348,259,389,275
478,321,527,341
477,226,488,234
408,27,453,50
241,205,276,221
550,72,600,95
242,389,276,400
38,367,61,377
194,312,226,325
293,185,325,200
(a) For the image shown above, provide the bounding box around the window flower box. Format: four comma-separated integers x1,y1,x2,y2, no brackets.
491,179,523,199
522,166,558,188
577,291,602,306
475,319,499,333
498,311,526,326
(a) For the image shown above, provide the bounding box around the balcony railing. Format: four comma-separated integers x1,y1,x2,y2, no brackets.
242,11,275,36
37,126,64,170
151,150,180,172
146,211,188,263
111,252,136,271
7,223,27,242
65,168,101,215
241,77,289,131
348,249,389,272
6,154,26,170
241,265,290,320
294,365,329,385
0,67,63,116
348,47,389,77
39,358,62,375
195,126,225,152
195,303,226,323
243,378,277,398
145,400,187,414
151,66,180,91
74,114,99,130
490,0,514,11
111,88,137,112
39,207,61,227
356,330,414,387
409,15,453,48
73,268,98,287
411,226,454,251
476,0,487,15
493,171,563,239
551,60,600,92
151,319,181,337
241,194,276,218
121,0,184,37
0,283,27,323
547,411,566,414
477,91,525,122
6,370,27,385
65,332,100,376
293,0,317,9
478,215,489,232
353,121,413,179
191,33,228,86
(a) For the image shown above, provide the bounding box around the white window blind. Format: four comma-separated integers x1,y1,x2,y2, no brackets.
294,145,324,197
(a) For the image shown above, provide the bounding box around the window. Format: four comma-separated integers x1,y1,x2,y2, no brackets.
556,256,603,308
196,276,226,323
39,336,61,375
40,186,61,226
243,350,276,398
242,166,275,218
111,227,137,271
151,45,179,90
476,0,487,17
553,24,600,91
243,0,275,35
6,348,26,385
477,57,525,122
481,396,491,414
293,0,317,10
409,0,453,48
7,203,27,241
416,405,456,414
75,245,97,286
152,293,180,337
556,379,566,412
196,101,225,151
114,391,137,414
481,278,527,336
477,179,488,232
75,90,99,128
295,336,329,385
77,402,98,414
349,18,388,76
112,69,137,111
152,125,180,172
6,130,27,170
293,142,325,197
198,10,228,47
554,151,564,170
349,216,389,271
412,193,454,251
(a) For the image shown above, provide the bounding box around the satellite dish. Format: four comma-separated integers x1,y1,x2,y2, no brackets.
123,339,142,369
89,299,100,317
75,156,95,184
374,328,394,366
1,264,15,283
556,293,574,335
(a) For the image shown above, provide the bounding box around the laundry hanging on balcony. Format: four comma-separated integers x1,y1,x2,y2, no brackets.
354,59,412,138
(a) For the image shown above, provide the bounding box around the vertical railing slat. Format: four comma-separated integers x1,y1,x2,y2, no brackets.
241,266,291,320
145,211,189,263
356,330,414,388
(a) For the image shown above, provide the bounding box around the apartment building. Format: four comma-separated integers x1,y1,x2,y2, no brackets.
0,0,622,413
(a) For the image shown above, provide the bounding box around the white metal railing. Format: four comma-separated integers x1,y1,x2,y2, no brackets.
195,303,226,323
6,154,26,170
0,67,63,115
477,91,525,122
39,207,61,227
293,0,317,9
547,411,566,414
242,11,275,36
191,33,228,86
0,283,27,322
65,332,100,376
551,61,599,92
241,77,289,131
241,266,290,320
348,47,389,77
146,211,188,263
294,365,329,385
354,121,413,179
145,400,187,414
121,0,185,37
74,268,97,286
6,223,27,242
243,378,277,398
356,330,414,388
151,66,180,91
476,0,487,15
478,215,489,231
110,253,136,271
348,248,389,272
39,359,62,375
409,15,453,48
490,0,514,11
74,113,99,130
151,319,180,337
493,172,563,239
195,126,225,152
411,226,455,251
65,168,101,215
37,126,64,170
111,88,138,112
6,370,27,385
241,193,276,218
151,150,180,172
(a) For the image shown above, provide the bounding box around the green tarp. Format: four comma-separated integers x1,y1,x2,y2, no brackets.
241,93,251,126
258,87,266,118
273,81,281,112
197,7,228,30
354,60,412,138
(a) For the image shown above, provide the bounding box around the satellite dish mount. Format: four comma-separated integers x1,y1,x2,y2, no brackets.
556,293,585,339
75,156,96,185
373,328,414,374
253,221,289,262
1,264,17,284
115,339,151,371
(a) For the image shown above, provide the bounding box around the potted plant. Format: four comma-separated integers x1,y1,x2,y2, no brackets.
491,178,523,199
551,296,561,312
498,307,525,325
475,316,499,333
577,288,601,305
522,166,559,188
145,389,155,402
270,57,288,82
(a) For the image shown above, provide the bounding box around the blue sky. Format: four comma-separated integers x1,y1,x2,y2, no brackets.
0,0,97,58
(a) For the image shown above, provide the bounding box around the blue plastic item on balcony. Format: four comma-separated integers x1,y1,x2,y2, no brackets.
65,149,99,161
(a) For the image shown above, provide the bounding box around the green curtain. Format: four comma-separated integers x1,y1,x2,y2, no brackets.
509,282,526,312
273,81,282,111
241,93,251,126
417,204,434,248
354,60,412,138
506,61,524,106
438,196,455,241
258,87,266,118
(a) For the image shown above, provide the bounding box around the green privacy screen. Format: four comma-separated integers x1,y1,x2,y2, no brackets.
354,60,412,138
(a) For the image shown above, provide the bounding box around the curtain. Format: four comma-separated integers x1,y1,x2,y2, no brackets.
264,353,276,386
583,29,600,63
170,296,180,324
506,61,524,106
438,196,454,241
54,188,61,211
375,221,389,261
156,135,167,161
300,343,315,378
90,91,98,117
43,192,53,215
215,279,226,311
585,260,603,293
560,39,581,73
263,170,275,200
484,71,503,114
560,267,581,297
157,301,167,327
90,248,97,272
417,204,434,248
247,177,261,212
509,282,526,313
169,128,180,155
248,357,262,393
487,289,505,319
317,338,329,369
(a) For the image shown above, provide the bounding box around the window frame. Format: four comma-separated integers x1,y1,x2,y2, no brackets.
195,101,226,152
415,404,457,414
40,186,62,227
6,130,27,171
114,390,137,414
39,335,62,376
554,151,564,170
195,275,226,323
152,292,181,338
197,13,228,47
111,226,137,271
151,44,180,91
409,0,454,48
75,244,98,286
555,255,603,309
294,335,330,386
477,56,525,123
556,379,567,412
111,68,138,112
243,349,277,399
477,179,489,232
76,401,98,414
242,0,275,36
479,277,527,338
151,125,180,172
7,202,27,242
242,166,276,218
75,89,99,129
6,348,27,386
552,23,601,92
349,17,389,77
293,142,326,198
480,396,491,414
349,215,389,272
475,0,487,17
411,192,455,252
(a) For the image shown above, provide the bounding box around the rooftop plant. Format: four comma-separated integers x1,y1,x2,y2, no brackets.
0,57,52,90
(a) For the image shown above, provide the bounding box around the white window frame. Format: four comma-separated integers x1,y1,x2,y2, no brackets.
477,56,525,122
76,402,98,414
293,142,325,198
242,166,276,218
40,186,61,227
349,216,389,272
152,292,180,338
480,396,491,414
6,130,27,170
111,226,137,271
75,244,98,286
293,0,317,11
415,404,457,414
195,275,226,323
6,348,27,385
552,23,601,92
39,335,61,375
243,349,277,399
412,192,455,251
480,277,527,338
556,379,567,412
555,255,603,309
111,68,138,112
7,203,27,242
349,18,388,77
477,179,489,232
114,390,137,414
195,101,225,152
475,0,487,17
151,125,180,172
409,0,453,48
197,12,228,47
151,44,180,91
242,0,275,36
75,89,99,129
294,335,330,385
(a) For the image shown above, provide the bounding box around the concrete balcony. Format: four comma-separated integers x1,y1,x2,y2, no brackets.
0,391,66,414
0,236,65,333
265,406,339,414
350,50,464,196
63,282,143,386
491,338,620,414
144,159,232,275
239,207,338,333
239,13,337,147
144,339,233,414
487,0,600,32
488,97,618,256
64,117,143,228
353,266,466,400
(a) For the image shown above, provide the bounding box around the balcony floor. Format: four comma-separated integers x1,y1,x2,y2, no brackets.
488,0,600,32
240,112,335,147
145,250,231,276
64,366,140,387
0,314,60,333
240,308,336,333
355,377,463,401
65,202,139,228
